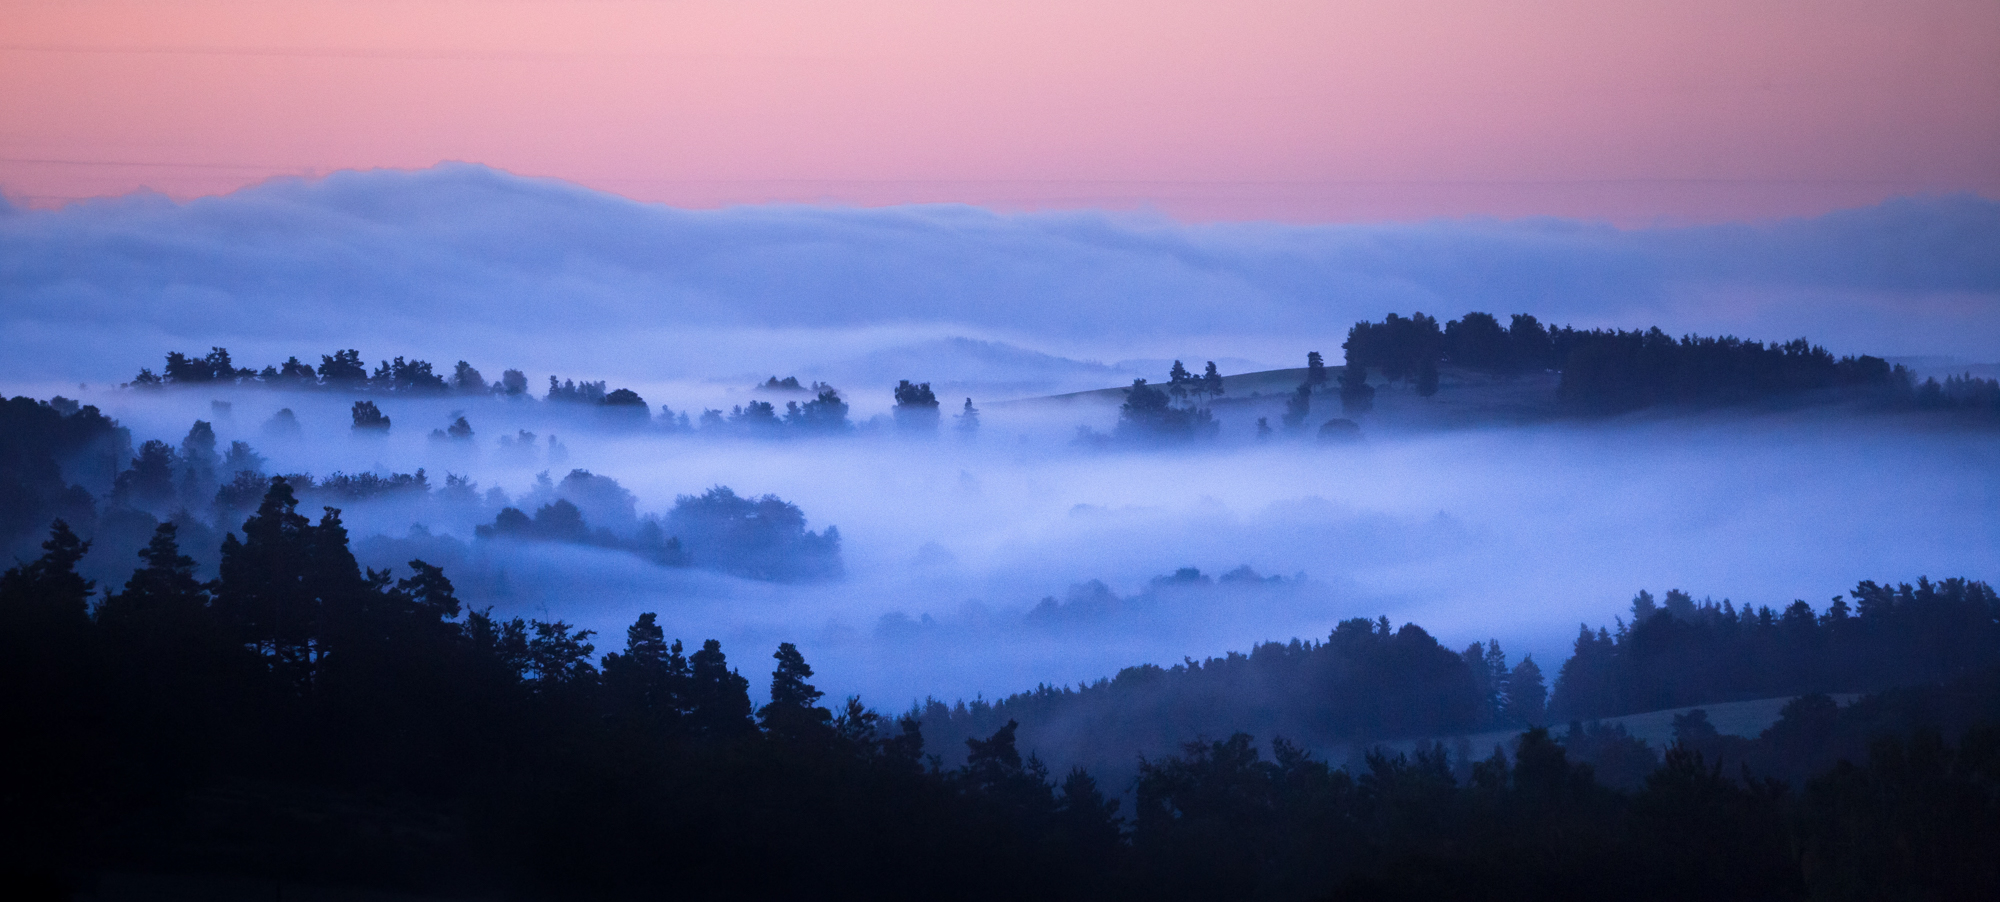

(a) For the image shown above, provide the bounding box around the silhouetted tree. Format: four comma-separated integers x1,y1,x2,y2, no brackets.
1507,656,1548,725
602,612,689,733
893,380,942,434
350,400,390,432
729,400,780,431
374,357,448,393
1343,312,1443,382
0,520,94,629
318,349,367,387
601,388,647,408
786,388,851,433
213,478,319,681
264,356,308,388
1167,360,1194,404
546,376,608,403
452,361,487,393
1117,378,1216,441
687,639,755,738
760,642,833,741
162,347,243,384
96,522,209,636
1443,312,1510,371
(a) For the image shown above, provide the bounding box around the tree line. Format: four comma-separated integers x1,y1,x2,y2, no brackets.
920,615,1547,777
134,347,525,397
1338,311,2000,417
1093,360,1227,443
3,502,1994,898
126,349,998,442
1551,581,2000,719
917,575,1997,788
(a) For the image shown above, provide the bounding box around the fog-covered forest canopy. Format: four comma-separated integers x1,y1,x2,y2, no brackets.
0,394,842,589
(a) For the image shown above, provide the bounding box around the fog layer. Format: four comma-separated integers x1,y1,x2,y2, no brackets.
46,385,2000,710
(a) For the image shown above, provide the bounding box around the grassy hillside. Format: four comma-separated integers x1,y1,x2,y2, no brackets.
994,363,1565,431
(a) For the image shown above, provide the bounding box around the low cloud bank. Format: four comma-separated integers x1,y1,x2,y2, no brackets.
3,164,1996,396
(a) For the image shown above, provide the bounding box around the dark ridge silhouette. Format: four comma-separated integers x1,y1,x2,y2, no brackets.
1550,581,2000,719
1,507,1993,898
1339,310,2000,418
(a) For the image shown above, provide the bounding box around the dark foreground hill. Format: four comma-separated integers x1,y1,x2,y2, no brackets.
5,494,1996,900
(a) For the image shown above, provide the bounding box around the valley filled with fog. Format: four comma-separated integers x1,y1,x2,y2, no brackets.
37,377,1998,711
11,5,2000,893
5,166,1998,712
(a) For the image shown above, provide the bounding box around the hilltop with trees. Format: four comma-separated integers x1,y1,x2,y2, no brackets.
1340,311,1999,418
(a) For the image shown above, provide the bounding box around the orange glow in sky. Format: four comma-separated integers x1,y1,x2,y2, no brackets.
4,0,1997,222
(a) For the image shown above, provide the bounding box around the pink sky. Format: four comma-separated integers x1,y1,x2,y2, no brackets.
4,0,1996,223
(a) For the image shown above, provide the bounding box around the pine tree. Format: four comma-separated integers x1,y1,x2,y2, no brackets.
687,639,754,737
1508,655,1549,725
0,520,94,629
603,612,690,730
760,642,833,740
97,523,208,635
1630,590,1659,623
1167,360,1193,404
215,478,316,677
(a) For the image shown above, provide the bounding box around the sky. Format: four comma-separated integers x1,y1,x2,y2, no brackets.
4,0,1997,222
